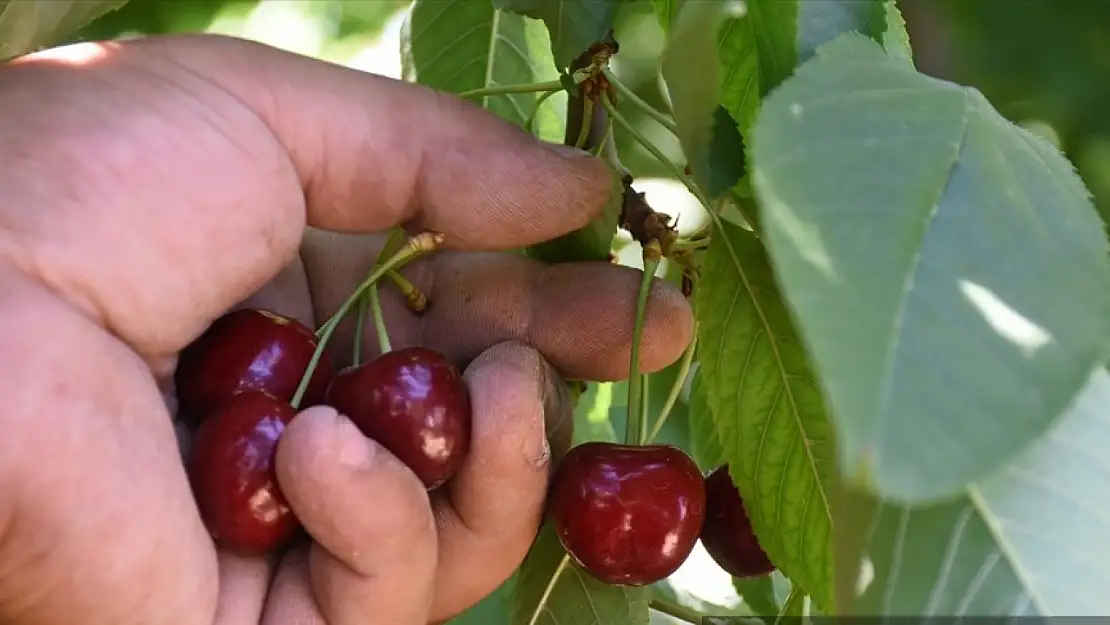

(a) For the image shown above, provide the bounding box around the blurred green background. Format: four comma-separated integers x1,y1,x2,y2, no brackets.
58,1,1110,621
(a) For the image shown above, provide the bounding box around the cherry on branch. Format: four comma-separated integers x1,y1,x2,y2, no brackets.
547,442,706,586
325,346,472,490
700,464,776,578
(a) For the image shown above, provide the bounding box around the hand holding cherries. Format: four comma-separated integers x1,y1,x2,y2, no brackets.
176,233,472,556
175,229,776,600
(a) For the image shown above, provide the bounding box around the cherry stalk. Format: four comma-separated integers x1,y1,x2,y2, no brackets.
291,231,443,410
325,232,472,490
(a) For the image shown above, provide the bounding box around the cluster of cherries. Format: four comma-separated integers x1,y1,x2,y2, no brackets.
174,304,775,588
176,307,472,555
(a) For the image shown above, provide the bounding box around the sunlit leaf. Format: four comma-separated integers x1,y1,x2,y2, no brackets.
402,0,563,139
845,367,1110,615
751,34,1110,501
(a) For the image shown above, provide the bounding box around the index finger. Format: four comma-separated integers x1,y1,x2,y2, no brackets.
0,34,612,358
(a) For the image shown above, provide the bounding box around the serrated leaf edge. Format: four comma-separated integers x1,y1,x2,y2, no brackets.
699,226,834,607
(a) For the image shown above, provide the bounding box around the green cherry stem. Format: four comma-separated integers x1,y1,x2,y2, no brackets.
368,282,391,354
645,325,698,444
625,241,662,446
573,97,595,149
292,232,444,409
669,237,711,252
598,90,761,239
649,599,703,624
352,290,368,366
601,91,754,284
525,88,560,136
594,117,614,158
458,79,564,100
350,228,409,365
603,69,679,137
366,230,405,356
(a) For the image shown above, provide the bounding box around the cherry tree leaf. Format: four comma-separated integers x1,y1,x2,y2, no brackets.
648,0,679,34
509,521,650,625
708,104,747,200
734,575,782,622
751,33,1110,502
716,0,907,135
696,221,835,610
843,367,1110,615
0,0,128,59
687,369,725,472
447,575,515,624
660,0,727,193
491,0,621,70
401,0,564,140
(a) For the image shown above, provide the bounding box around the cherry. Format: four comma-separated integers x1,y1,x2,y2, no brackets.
188,390,301,555
700,464,775,578
324,346,471,490
547,442,706,586
174,308,334,425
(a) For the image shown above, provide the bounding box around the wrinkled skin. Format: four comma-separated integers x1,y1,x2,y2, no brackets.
0,34,694,625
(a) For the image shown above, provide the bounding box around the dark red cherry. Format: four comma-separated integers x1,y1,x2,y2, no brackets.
324,346,471,489
188,390,301,555
547,442,706,586
175,308,334,425
701,464,775,578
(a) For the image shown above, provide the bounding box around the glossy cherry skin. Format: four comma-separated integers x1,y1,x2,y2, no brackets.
547,442,706,586
701,464,775,578
174,308,334,425
188,390,301,555
324,346,471,489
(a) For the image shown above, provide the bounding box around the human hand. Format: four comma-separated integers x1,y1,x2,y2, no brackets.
0,34,693,625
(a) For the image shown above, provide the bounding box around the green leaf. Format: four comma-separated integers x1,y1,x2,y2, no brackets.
448,574,515,624
794,0,887,68
649,0,679,34
716,0,898,132
491,0,620,70
528,161,623,263
751,33,1110,502
0,0,128,59
401,0,562,134
846,367,1110,616
660,0,727,193
572,381,619,445
881,0,913,63
716,15,761,134
713,0,900,223
734,575,781,621
509,521,651,625
708,104,748,200
687,369,725,472
776,588,806,621
696,221,835,610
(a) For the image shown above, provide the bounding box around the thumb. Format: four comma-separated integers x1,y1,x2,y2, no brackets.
271,406,437,625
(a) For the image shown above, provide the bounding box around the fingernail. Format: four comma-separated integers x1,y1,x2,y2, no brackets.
539,364,574,466
524,425,551,469
333,414,375,469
